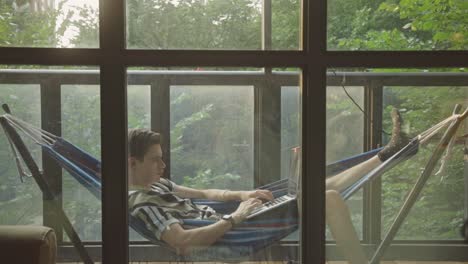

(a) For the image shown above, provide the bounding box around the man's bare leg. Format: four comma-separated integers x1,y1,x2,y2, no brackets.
326,190,367,264
325,108,413,264
326,156,381,192
326,108,410,193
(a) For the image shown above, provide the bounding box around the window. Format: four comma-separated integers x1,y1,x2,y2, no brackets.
0,0,465,263
0,67,102,257
325,68,468,262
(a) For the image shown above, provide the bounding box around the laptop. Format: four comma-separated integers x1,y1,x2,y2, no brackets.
246,146,301,219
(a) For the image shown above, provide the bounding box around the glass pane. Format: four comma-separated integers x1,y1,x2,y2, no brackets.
281,85,301,180
325,68,468,263
127,68,302,262
0,0,99,48
170,85,254,189
126,0,301,50
326,85,365,242
271,0,301,50
327,0,467,50
280,83,301,243
0,67,101,262
0,84,42,225
382,85,468,240
128,85,151,128
62,84,101,241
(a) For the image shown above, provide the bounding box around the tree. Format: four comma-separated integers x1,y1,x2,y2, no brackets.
125,0,261,49
331,0,467,50
0,0,71,48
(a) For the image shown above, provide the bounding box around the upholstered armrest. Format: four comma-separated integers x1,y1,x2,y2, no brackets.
0,225,56,264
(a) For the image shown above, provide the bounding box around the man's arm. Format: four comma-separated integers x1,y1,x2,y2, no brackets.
161,198,262,255
174,184,273,202
161,220,231,255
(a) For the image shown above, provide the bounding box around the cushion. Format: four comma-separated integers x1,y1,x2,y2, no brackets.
0,225,56,264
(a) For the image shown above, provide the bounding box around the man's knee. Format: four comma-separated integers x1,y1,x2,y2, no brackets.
326,190,347,211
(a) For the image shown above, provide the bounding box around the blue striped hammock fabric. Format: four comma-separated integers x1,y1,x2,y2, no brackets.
42,138,299,256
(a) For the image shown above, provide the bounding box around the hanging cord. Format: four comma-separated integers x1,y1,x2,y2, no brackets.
10,114,57,142
4,114,56,145
436,134,456,180
412,112,465,182
2,126,32,182
1,114,59,182
330,69,390,136
418,114,458,145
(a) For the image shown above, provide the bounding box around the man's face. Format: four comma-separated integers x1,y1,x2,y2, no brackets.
133,144,166,183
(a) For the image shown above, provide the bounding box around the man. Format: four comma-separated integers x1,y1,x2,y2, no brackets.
128,129,274,255
128,108,411,262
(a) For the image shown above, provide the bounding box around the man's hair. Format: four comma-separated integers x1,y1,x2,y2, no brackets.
128,128,161,161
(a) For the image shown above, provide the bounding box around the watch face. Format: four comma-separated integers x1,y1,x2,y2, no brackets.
222,214,232,220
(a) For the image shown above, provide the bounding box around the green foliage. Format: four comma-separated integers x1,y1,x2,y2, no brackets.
272,0,300,50
326,86,364,162
398,0,467,49
0,1,71,47
380,86,466,239
330,0,467,50
0,85,42,225
183,169,241,189
382,145,465,239
126,0,262,49
170,86,254,190
67,4,98,48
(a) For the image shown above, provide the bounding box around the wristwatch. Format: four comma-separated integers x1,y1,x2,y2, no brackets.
221,214,236,226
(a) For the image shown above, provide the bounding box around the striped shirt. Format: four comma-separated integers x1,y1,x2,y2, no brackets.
128,178,220,240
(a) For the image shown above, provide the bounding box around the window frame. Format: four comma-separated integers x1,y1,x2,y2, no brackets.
0,0,466,263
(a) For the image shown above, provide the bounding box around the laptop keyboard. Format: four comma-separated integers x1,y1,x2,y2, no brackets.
246,194,295,219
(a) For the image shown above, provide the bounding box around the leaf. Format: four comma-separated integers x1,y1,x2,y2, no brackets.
403,23,412,29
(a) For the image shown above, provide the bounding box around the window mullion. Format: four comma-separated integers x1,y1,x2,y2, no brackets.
150,79,171,179
41,80,63,243
262,0,272,50
304,0,327,259
100,0,127,263
363,82,383,245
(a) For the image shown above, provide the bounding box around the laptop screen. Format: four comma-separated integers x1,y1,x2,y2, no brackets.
288,146,301,196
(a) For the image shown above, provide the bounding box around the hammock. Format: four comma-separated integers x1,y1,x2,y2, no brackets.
1,105,466,263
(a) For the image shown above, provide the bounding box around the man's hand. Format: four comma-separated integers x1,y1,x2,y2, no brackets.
232,198,262,224
240,189,274,202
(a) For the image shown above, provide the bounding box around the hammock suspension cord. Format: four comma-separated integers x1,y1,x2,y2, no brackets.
337,111,461,200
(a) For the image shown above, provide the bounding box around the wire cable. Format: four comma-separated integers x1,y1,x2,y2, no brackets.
330,69,391,136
